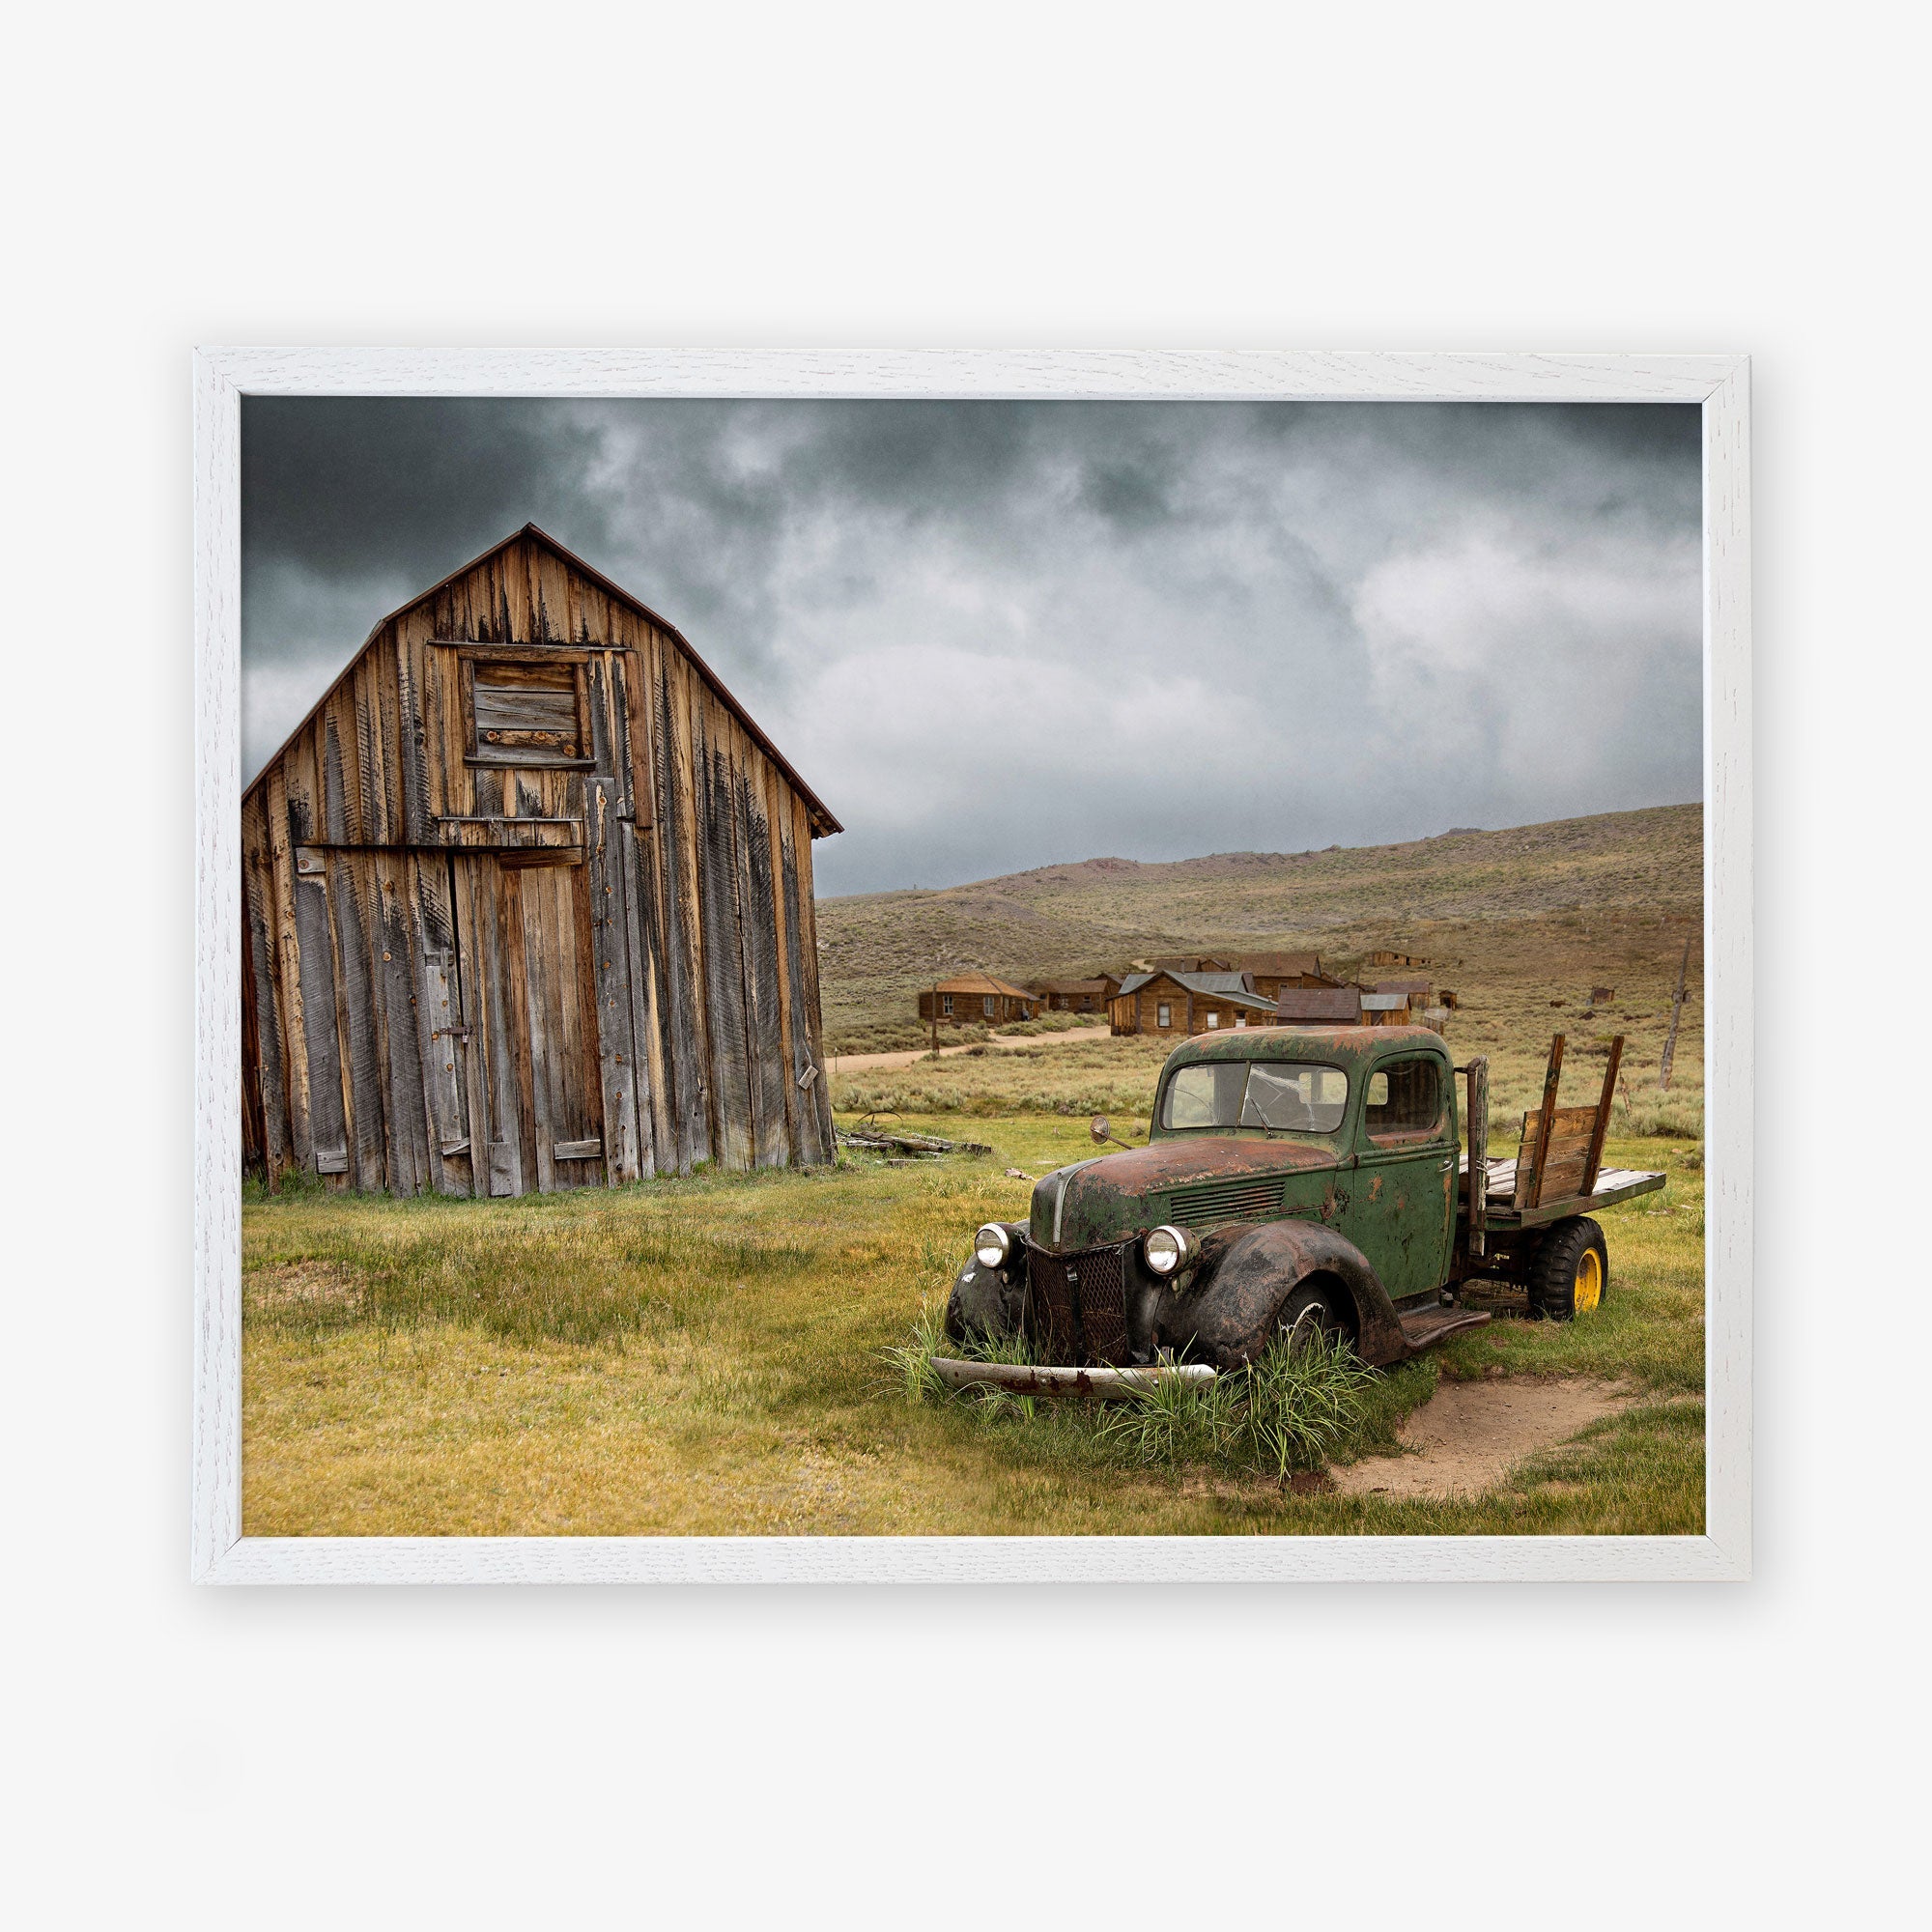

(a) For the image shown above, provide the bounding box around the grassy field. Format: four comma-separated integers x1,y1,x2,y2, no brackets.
243,1037,1705,1537
244,805,1707,1537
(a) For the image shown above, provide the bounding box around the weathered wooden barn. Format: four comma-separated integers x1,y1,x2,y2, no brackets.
241,525,840,1196
1109,970,1278,1037
917,974,1039,1026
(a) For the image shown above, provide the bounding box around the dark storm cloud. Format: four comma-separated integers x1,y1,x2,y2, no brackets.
242,397,1702,896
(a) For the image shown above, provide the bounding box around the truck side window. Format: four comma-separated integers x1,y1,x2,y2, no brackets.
1364,1058,1443,1142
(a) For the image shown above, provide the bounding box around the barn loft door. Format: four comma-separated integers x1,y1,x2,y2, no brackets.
451,851,607,1196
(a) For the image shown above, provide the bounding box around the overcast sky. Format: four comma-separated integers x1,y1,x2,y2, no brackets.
242,398,1702,897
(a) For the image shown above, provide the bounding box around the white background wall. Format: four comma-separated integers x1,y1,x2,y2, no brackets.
3,3,1920,1925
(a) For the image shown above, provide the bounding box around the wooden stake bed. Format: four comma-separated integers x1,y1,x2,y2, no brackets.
1458,1154,1666,1230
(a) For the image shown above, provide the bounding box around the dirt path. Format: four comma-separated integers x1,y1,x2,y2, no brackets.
828,1024,1110,1075
1330,1377,1633,1499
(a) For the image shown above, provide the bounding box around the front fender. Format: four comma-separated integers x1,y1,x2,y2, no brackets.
1156,1220,1408,1369
944,1223,1028,1343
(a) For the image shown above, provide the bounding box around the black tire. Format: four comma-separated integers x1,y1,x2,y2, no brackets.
1527,1216,1609,1321
1274,1278,1356,1357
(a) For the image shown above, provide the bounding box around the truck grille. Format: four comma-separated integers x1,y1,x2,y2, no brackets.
1027,1243,1131,1366
1166,1176,1284,1227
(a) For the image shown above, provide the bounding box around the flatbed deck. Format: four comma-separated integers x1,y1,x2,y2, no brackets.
1457,1154,1665,1231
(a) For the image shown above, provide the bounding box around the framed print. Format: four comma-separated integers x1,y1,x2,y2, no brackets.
193,348,1749,1581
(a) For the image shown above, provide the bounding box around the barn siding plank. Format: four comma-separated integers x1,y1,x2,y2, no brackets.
732,749,788,1168
788,792,835,1157
502,864,551,1193
546,864,582,1180
292,871,347,1180
354,659,382,845
450,858,494,1198
695,703,753,1170
322,706,351,845
656,662,710,1171
242,799,291,1177
261,767,313,1165
587,778,642,1181
394,621,436,843
779,812,829,1165
327,854,388,1190
618,818,668,1177
759,761,800,1160
586,655,613,778
375,853,433,1195
472,857,525,1197
409,853,469,1195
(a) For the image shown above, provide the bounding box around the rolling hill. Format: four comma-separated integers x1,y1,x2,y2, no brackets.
814,802,1703,1056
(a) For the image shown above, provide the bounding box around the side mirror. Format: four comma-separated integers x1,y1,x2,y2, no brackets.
1091,1116,1110,1144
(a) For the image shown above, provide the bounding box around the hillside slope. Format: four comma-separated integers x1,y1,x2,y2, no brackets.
816,802,1702,1055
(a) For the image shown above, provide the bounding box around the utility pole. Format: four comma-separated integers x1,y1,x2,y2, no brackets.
1660,935,1692,1091
927,949,951,1060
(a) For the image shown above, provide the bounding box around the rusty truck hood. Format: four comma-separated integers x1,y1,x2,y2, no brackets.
1030,1137,1339,1254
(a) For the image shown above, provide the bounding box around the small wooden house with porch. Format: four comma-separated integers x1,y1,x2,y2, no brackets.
1109,970,1277,1037
1030,975,1120,1014
241,524,840,1197
918,973,1039,1026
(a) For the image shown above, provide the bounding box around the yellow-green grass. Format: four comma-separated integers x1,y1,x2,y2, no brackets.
242,1112,1704,1539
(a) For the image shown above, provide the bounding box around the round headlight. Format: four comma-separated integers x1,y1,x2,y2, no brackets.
1143,1224,1194,1276
974,1223,1012,1269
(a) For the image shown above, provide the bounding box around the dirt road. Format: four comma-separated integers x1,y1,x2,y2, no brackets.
828,1024,1110,1075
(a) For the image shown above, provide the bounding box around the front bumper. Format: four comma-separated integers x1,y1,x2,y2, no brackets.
931,1358,1216,1399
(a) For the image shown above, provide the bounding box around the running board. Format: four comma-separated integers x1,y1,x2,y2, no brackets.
1398,1306,1492,1352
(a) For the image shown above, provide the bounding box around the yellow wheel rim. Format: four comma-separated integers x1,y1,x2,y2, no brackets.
1574,1247,1604,1315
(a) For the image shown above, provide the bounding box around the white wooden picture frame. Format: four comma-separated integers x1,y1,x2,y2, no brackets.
193,348,1750,1583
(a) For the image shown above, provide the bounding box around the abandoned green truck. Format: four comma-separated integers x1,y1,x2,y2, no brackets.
942,1024,1663,1391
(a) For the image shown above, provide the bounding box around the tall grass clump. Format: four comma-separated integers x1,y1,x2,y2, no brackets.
894,1309,1381,1479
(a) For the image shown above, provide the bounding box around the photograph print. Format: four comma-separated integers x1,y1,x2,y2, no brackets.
236,390,1708,1541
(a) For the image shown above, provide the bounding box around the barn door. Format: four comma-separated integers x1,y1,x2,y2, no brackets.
451,851,607,1195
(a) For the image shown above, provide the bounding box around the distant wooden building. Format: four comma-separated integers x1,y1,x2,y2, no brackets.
1590,985,1615,1006
242,525,840,1197
1031,975,1120,1014
1359,992,1413,1026
1276,986,1363,1026
1375,978,1434,1009
1225,951,1343,1004
1110,970,1277,1037
919,973,1039,1026
1367,949,1429,969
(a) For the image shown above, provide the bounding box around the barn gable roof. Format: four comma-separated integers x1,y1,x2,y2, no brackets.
244,522,841,837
